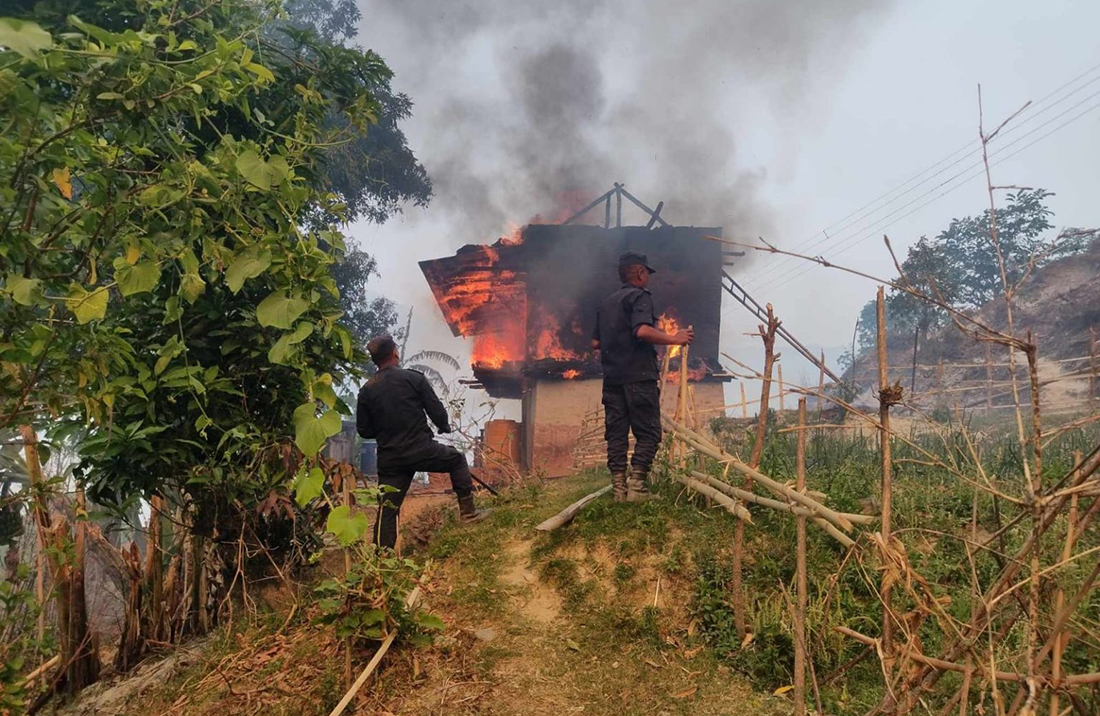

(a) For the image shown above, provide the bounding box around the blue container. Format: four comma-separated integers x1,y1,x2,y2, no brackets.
360,440,378,476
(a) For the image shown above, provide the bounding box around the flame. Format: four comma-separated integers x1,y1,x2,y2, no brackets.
658,312,682,358
562,369,580,379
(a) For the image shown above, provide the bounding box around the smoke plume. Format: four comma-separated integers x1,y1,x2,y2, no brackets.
363,0,892,242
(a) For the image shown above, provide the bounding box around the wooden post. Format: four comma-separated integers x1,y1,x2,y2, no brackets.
615,184,622,227
778,364,786,412
794,397,808,716
604,195,611,229
342,473,353,689
985,343,994,411
732,306,779,639
876,287,894,660
1090,328,1098,414
818,349,826,421
740,381,748,418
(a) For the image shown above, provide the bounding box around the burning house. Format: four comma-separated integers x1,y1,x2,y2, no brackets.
420,192,732,476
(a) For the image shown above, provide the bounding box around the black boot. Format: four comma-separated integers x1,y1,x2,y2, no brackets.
626,468,657,502
458,493,492,523
611,471,628,502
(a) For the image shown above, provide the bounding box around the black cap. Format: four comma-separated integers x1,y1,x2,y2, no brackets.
619,252,656,274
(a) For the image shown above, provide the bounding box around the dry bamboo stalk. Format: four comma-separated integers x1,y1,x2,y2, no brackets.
740,381,748,418
687,471,859,547
876,286,894,660
328,585,423,716
836,627,1030,683
536,485,613,531
664,419,855,531
794,397,808,716
1050,450,1081,716
1091,327,1098,415
732,306,779,639
672,474,752,521
818,350,826,420
778,364,786,411
22,655,60,687
985,343,994,411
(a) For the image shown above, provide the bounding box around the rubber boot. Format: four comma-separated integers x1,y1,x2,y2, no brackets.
458,493,492,523
611,471,628,502
626,468,657,502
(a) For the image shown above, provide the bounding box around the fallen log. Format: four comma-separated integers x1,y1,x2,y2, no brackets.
689,471,857,547
662,417,855,532
672,474,752,522
328,585,423,716
535,485,613,531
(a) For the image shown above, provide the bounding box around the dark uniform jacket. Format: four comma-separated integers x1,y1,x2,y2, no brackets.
356,366,451,466
593,285,659,384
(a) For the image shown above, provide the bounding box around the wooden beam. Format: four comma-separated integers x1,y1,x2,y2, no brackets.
644,201,664,229
535,485,612,531
561,189,614,226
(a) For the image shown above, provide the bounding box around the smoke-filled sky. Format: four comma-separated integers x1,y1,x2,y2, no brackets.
351,0,1100,394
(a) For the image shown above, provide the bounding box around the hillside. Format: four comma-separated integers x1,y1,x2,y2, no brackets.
55,476,790,716
853,237,1100,414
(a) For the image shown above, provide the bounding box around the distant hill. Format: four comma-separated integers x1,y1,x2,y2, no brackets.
853,237,1100,416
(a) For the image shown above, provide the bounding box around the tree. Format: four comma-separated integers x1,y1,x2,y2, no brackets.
1,0,392,688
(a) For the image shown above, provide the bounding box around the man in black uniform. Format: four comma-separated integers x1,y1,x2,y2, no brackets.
592,253,693,501
356,335,491,550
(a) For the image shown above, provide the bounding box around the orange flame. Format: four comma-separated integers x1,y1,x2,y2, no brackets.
532,306,582,362
658,312,682,358
562,369,580,379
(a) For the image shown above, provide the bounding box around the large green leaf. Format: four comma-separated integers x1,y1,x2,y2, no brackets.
292,403,341,455
326,505,369,546
179,272,205,303
5,274,42,306
236,150,270,189
113,258,161,296
268,321,313,364
256,292,309,330
65,285,109,323
0,18,52,59
292,466,325,506
225,248,271,293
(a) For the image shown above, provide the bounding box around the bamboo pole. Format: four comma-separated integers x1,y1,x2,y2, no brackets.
740,381,748,418
328,585,423,716
733,306,778,639
818,350,826,420
1050,450,1081,716
985,343,994,411
794,397,808,716
876,286,895,661
671,474,751,521
664,419,855,531
535,485,612,531
1091,328,1098,414
778,364,786,412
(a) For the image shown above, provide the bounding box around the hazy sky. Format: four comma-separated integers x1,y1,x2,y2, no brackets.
351,0,1100,394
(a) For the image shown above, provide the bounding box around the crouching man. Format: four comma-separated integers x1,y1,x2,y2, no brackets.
356,335,491,550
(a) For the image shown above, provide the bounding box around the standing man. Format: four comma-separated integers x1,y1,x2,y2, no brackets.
591,253,694,501
356,335,491,550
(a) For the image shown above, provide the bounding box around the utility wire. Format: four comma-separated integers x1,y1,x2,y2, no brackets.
747,94,1100,297
745,59,1100,288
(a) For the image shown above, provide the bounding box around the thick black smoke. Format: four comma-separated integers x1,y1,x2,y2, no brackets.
363,0,892,242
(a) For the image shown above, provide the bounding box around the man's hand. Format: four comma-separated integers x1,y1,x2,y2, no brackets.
673,327,694,345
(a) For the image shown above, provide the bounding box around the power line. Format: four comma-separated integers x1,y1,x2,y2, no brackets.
746,59,1100,288
747,95,1100,297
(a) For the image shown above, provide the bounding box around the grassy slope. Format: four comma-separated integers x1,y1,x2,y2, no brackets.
78,474,790,716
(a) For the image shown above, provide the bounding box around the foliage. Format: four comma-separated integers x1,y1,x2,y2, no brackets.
280,0,432,226
314,541,441,646
0,567,45,716
404,349,460,394
855,189,1087,353
0,0,410,538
